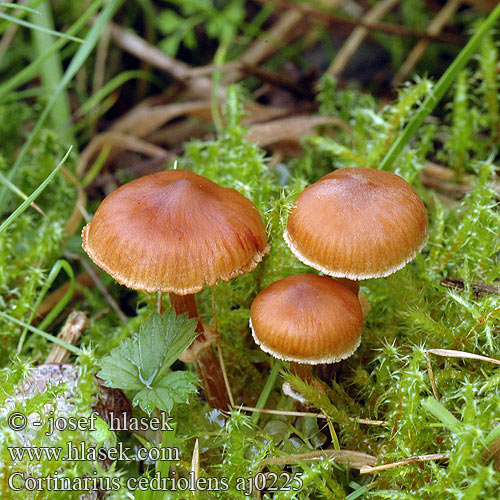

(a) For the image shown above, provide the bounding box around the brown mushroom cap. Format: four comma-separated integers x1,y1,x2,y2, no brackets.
284,168,428,279
250,274,363,364
82,169,270,294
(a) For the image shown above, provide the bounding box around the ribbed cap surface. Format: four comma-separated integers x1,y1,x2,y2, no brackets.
82,170,269,294
250,274,363,364
284,168,428,279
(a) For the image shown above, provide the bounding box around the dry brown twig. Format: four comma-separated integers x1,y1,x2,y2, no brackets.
422,161,500,199
260,449,377,470
327,0,401,77
106,22,214,99
65,251,128,323
245,115,352,147
239,406,385,425
222,7,309,84
359,453,448,474
36,272,95,319
392,0,462,87
440,277,500,297
76,131,166,178
259,0,464,45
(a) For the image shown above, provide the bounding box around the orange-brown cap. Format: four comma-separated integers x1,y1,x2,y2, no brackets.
250,274,363,364
82,169,270,294
284,168,428,279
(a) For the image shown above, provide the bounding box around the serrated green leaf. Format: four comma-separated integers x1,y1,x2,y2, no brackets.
98,342,145,391
98,311,199,413
134,371,198,414
158,309,198,371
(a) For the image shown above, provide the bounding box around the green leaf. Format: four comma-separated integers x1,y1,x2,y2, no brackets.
98,311,199,414
98,339,146,391
134,371,198,414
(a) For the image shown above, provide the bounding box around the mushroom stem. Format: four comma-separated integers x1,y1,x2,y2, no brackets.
290,362,312,383
336,278,360,295
169,293,231,411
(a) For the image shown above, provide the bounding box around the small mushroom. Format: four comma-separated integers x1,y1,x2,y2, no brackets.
249,274,363,394
284,167,428,292
82,169,270,410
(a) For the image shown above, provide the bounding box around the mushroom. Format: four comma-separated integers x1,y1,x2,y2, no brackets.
284,167,428,292
82,169,270,410
249,274,363,388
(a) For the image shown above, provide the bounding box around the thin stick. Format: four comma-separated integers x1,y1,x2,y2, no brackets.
191,438,200,496
428,348,500,366
327,0,400,76
107,21,213,98
260,449,377,470
65,251,128,323
212,287,235,408
255,0,464,44
360,453,447,474
392,0,462,87
427,357,440,402
440,277,500,297
239,406,385,426
223,8,306,84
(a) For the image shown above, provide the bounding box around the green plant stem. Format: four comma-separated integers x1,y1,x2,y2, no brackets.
251,361,281,425
379,2,500,171
0,311,83,355
0,146,71,234
154,421,177,500
421,397,462,434
28,1,76,145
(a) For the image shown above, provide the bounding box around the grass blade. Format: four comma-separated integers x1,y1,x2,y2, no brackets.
17,259,75,354
0,146,71,234
0,311,83,355
29,0,75,145
0,0,104,101
379,3,500,171
0,3,40,15
0,12,83,42
0,0,124,214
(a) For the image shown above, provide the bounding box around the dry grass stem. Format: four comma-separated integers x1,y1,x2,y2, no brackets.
77,132,166,177
107,22,213,98
65,252,128,323
422,161,500,199
223,8,307,84
360,453,448,474
239,405,386,425
246,116,351,147
392,0,462,87
260,449,377,470
256,0,464,44
440,277,500,296
428,348,500,366
212,287,235,408
327,0,400,77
